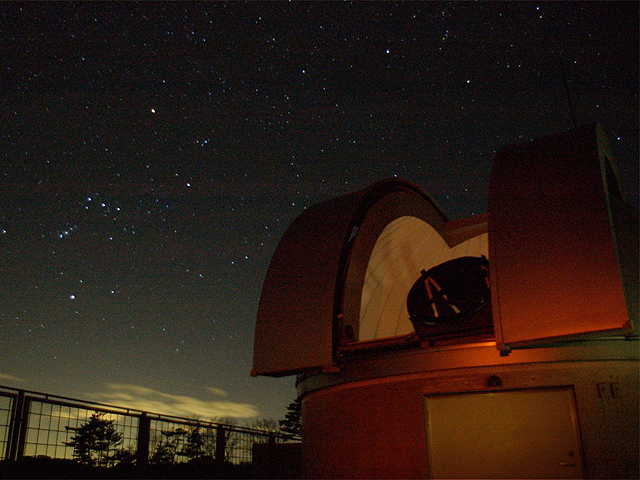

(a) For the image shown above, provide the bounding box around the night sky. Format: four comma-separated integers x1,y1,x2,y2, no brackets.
1,2,638,422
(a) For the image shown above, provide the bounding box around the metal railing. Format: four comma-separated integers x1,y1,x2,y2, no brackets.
0,385,299,466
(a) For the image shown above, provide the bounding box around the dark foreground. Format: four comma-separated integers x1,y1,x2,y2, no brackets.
0,456,300,479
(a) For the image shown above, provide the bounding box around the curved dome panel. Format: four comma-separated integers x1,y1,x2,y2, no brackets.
253,189,365,377
253,179,446,376
359,217,488,341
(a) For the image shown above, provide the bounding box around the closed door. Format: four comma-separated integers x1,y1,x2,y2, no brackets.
424,387,584,478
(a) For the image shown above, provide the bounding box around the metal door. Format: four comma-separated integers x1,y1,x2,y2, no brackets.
424,387,584,478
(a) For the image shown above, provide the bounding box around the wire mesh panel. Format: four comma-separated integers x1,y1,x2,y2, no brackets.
226,428,256,464
23,399,138,464
147,417,292,465
0,392,15,460
148,418,233,464
222,426,290,464
148,418,192,464
0,385,301,469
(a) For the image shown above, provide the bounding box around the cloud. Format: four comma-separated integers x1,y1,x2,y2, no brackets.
90,383,258,420
0,372,25,383
48,405,123,423
205,386,228,397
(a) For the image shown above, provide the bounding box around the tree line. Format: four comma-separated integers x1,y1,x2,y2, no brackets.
63,399,301,467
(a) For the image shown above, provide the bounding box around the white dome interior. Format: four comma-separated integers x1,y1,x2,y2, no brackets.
359,216,488,341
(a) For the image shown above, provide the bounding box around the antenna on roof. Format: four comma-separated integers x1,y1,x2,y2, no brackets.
560,54,578,129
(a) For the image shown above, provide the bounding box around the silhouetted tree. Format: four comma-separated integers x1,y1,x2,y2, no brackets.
150,424,213,464
180,424,206,460
112,446,137,465
248,418,282,447
149,442,176,465
209,417,244,462
279,398,302,436
220,418,241,462
64,412,123,467
149,427,186,464
251,418,281,433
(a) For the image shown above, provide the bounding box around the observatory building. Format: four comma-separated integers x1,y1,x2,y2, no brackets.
252,125,639,479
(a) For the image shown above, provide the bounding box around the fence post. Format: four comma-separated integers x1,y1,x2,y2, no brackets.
7,390,29,461
136,412,150,465
215,426,226,462
15,396,29,459
6,390,23,461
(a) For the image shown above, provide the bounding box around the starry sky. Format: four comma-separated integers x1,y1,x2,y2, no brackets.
1,2,638,421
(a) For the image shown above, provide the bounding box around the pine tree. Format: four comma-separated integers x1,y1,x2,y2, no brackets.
180,425,205,460
64,412,123,467
279,398,302,436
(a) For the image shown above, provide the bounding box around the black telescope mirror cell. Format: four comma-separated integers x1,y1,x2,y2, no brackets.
407,256,490,330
